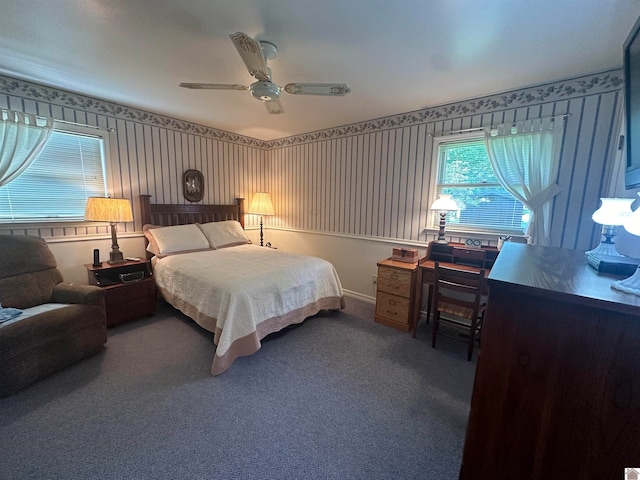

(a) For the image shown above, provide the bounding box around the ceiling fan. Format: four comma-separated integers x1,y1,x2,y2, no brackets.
179,32,351,114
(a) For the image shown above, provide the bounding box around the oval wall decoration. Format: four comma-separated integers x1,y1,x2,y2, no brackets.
183,169,204,202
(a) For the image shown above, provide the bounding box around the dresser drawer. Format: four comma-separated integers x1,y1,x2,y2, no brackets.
375,291,411,325
377,266,413,297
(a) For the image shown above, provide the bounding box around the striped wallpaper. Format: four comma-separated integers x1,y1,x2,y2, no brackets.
267,70,623,250
0,69,624,251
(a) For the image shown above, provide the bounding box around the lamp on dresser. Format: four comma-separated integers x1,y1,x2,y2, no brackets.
84,197,133,264
612,194,640,295
430,194,458,244
248,192,275,247
586,197,634,257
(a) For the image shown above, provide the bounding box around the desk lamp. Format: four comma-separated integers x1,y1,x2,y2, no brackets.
431,194,458,244
612,195,640,295
84,197,133,264
586,197,634,257
248,192,275,246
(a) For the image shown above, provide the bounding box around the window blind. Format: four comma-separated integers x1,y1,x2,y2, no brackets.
0,129,108,221
434,137,529,232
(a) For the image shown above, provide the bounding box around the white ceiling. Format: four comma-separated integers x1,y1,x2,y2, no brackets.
1,0,638,141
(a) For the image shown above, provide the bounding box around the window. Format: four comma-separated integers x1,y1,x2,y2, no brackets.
431,133,529,233
0,123,108,222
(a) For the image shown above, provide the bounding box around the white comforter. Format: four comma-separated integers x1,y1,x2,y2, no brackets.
152,244,344,375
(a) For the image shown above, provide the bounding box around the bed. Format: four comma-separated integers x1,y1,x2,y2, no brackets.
139,195,345,375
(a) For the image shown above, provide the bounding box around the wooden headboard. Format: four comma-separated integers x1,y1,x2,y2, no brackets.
140,194,245,228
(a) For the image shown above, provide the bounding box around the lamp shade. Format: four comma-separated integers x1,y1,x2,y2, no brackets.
84,197,133,223
248,192,275,216
591,197,634,226
430,194,458,212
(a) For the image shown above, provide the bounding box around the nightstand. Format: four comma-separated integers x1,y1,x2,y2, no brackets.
85,259,156,327
374,258,417,332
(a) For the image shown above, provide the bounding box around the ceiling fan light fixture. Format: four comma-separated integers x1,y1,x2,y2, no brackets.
179,32,351,115
259,41,277,61
250,81,281,101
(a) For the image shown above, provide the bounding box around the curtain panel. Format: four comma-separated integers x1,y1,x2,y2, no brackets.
484,117,564,246
0,110,53,187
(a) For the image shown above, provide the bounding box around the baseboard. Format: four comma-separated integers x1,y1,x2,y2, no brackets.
343,289,375,304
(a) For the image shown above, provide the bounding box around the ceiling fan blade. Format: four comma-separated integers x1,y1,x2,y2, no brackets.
284,83,351,96
229,32,270,81
264,99,284,114
179,83,248,91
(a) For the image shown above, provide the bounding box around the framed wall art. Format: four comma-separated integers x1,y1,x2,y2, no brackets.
183,169,204,202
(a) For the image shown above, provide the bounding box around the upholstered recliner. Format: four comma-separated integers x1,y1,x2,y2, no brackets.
0,235,107,396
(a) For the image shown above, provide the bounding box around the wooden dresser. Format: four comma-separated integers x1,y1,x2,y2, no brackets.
375,258,417,332
460,243,640,480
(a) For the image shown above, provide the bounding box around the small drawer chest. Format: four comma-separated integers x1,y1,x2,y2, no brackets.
85,259,156,327
374,258,417,332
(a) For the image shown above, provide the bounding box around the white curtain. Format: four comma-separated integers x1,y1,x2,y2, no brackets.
0,110,53,187
484,117,564,246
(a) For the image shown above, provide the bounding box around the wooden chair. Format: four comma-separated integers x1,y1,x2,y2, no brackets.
431,262,486,361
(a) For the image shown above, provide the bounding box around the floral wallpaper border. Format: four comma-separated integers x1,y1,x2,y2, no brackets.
0,69,623,149
0,75,267,148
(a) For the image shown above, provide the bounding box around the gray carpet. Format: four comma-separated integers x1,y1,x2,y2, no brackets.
0,297,476,480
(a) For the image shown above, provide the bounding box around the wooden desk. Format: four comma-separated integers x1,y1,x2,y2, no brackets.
410,242,498,337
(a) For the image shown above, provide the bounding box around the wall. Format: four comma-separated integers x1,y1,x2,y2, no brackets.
265,70,625,253
0,75,268,282
0,70,628,297
0,74,269,237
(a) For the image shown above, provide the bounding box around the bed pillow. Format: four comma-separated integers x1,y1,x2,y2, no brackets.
142,224,162,255
143,223,210,256
198,220,251,249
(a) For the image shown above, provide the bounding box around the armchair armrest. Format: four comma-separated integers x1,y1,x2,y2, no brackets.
52,282,106,306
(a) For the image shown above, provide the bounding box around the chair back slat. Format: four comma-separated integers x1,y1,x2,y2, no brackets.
431,261,487,361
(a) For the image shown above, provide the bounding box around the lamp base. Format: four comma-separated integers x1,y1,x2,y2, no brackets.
107,223,126,264
611,266,640,296
108,249,126,264
435,213,449,244
259,218,264,247
585,241,623,257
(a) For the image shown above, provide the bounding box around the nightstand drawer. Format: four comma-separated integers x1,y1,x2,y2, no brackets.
104,279,155,327
375,291,411,324
377,267,413,297
104,278,155,303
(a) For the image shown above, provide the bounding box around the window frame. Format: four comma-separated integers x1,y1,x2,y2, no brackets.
0,120,112,227
427,131,527,237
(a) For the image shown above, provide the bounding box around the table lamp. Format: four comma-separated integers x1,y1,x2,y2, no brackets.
586,197,634,257
431,194,458,244
612,194,640,295
248,192,275,246
85,197,133,264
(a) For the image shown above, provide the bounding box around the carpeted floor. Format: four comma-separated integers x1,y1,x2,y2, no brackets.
0,297,476,480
